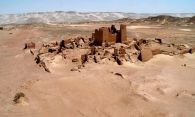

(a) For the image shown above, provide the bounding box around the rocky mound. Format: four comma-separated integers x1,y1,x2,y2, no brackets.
24,36,195,73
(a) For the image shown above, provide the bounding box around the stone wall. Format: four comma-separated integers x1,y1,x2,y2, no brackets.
119,24,127,42
93,24,127,46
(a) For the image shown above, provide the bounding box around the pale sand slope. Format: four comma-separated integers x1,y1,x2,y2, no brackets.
0,27,195,117
3,54,195,117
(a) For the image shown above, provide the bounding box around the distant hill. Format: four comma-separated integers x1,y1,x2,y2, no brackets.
0,11,195,25
115,15,195,25
188,16,195,23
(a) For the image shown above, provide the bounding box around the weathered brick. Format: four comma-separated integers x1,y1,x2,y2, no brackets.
138,48,153,62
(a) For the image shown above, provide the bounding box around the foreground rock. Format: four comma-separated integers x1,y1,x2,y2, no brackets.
13,92,28,105
24,42,35,49
138,48,153,62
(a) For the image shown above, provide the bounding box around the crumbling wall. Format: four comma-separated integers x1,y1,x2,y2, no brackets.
93,24,127,46
100,28,109,43
25,30,195,73
118,24,127,43
108,33,117,43
94,27,117,45
94,29,102,46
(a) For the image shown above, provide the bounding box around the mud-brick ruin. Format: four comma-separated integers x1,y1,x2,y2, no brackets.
24,24,195,73
92,24,127,46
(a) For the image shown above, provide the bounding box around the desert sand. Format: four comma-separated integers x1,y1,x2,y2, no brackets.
0,24,195,117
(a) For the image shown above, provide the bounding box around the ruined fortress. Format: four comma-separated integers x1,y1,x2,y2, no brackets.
23,24,195,73
92,24,127,46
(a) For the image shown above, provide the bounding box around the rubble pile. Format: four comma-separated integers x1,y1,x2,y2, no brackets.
23,25,195,73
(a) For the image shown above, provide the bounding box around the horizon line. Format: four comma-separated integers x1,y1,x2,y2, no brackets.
1,10,195,15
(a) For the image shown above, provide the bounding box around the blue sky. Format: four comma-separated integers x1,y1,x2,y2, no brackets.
0,0,195,14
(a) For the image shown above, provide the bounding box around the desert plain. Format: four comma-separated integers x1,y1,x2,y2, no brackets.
0,22,195,117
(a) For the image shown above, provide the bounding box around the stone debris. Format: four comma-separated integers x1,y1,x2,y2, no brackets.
81,54,88,64
13,92,28,105
24,24,195,73
13,92,25,104
90,46,97,55
35,54,50,73
138,48,153,62
104,50,112,57
39,47,48,54
129,53,139,63
43,41,58,47
35,55,41,64
134,43,141,51
115,56,123,65
155,38,162,44
48,48,56,53
152,49,162,55
40,61,50,73
119,46,126,57
30,49,34,55
124,54,131,61
72,58,79,63
189,47,195,54
70,67,80,72
114,48,119,57
114,73,125,79
75,37,85,47
180,48,191,54
137,39,148,47
24,42,35,49
32,36,194,72
78,64,85,69
59,40,66,49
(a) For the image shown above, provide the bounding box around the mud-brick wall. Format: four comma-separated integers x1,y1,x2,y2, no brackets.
94,29,102,46
107,33,117,42
120,24,127,42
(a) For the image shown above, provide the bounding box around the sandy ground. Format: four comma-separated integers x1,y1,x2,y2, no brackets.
0,24,195,117
127,25,162,29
